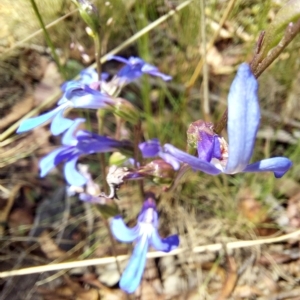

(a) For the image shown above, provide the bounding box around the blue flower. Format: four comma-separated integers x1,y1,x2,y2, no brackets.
61,68,109,91
139,138,180,170
107,56,172,86
161,64,292,178
40,118,130,186
17,82,114,135
110,194,179,293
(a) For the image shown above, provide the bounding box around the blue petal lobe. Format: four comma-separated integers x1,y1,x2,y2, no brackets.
50,109,74,136
139,139,161,157
107,55,129,64
39,147,66,177
225,63,260,174
62,118,85,146
64,156,87,186
119,237,149,293
163,144,221,175
243,157,292,178
141,63,172,81
159,153,181,170
110,216,139,243
150,232,179,252
17,106,63,133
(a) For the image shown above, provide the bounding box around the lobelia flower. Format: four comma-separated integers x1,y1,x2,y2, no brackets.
17,82,114,136
110,194,179,293
39,118,132,186
61,68,109,92
150,64,292,178
107,55,172,87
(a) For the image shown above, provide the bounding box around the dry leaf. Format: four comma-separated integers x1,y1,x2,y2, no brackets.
38,230,66,259
0,92,34,130
216,256,237,300
238,188,268,224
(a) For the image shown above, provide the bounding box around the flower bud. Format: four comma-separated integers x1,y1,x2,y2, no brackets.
187,120,215,149
139,159,176,184
109,152,129,166
73,0,100,36
186,120,222,162
111,97,140,125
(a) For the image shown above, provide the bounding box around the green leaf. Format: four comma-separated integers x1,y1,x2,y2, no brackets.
260,0,300,57
96,203,119,219
109,152,129,166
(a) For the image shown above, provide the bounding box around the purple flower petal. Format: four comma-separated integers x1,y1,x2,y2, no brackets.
225,63,260,174
139,139,161,157
197,132,220,162
119,237,149,294
150,232,179,252
17,106,64,133
110,216,139,243
243,157,292,178
163,144,222,175
64,156,87,186
75,131,122,153
108,55,171,84
212,136,222,159
141,63,172,81
107,55,129,64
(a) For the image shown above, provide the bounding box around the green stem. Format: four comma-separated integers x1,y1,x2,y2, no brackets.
137,2,153,137
29,0,65,78
200,0,210,122
94,34,102,80
97,109,108,194
134,122,145,198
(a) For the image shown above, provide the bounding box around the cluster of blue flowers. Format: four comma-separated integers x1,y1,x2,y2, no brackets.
17,57,292,293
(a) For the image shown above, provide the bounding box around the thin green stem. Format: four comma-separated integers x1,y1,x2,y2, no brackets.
134,122,145,198
29,0,65,78
92,25,123,278
200,0,210,121
137,2,153,137
94,34,102,80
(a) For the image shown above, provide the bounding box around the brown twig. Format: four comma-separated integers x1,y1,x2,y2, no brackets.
250,19,300,77
215,19,300,134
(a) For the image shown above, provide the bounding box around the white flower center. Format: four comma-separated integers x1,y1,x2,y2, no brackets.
210,137,229,171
